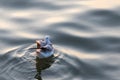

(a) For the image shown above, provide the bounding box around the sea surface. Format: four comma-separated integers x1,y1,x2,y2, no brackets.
0,0,120,80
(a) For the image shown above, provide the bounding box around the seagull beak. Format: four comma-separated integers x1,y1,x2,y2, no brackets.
36,40,40,44
36,40,41,49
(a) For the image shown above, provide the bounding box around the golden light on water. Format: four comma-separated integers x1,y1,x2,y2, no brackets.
0,19,17,30
16,32,40,38
44,16,66,23
81,0,120,9
59,47,101,59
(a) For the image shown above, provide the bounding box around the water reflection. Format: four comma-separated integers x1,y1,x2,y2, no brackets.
35,50,56,80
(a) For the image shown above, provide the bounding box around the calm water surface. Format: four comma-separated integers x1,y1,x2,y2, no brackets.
0,0,120,80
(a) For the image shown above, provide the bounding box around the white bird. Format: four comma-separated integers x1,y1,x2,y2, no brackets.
36,36,54,58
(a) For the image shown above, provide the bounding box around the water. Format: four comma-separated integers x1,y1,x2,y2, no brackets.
0,0,120,80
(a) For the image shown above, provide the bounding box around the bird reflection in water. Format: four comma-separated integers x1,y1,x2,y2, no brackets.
34,52,55,80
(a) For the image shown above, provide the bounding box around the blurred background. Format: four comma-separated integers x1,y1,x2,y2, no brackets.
0,0,120,80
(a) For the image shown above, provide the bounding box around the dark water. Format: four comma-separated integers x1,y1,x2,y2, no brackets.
0,0,120,80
